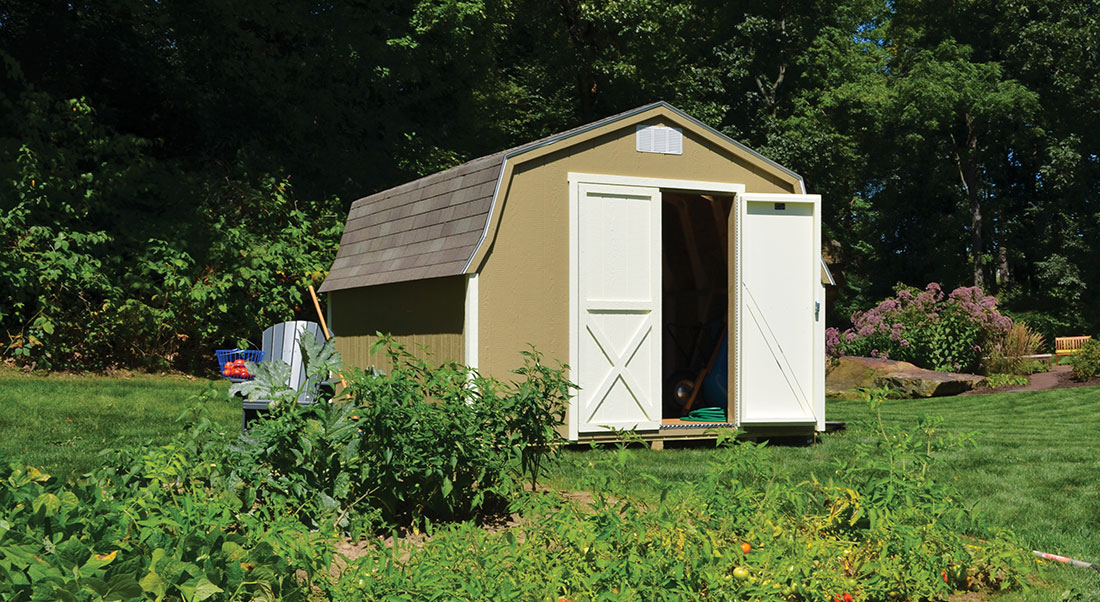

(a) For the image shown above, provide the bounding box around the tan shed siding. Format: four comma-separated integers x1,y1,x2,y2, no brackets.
329,276,465,373
476,117,800,431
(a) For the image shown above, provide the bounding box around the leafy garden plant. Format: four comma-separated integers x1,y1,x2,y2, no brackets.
0,338,1038,602
827,283,1013,373
228,334,574,529
335,387,1034,602
986,373,1030,389
1071,338,1100,381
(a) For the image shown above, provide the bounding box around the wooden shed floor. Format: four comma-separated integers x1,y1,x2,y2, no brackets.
575,419,816,447
660,418,736,429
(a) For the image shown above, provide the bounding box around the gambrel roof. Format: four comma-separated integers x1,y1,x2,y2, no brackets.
320,102,806,293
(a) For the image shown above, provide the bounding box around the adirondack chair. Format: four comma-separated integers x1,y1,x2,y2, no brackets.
241,320,327,431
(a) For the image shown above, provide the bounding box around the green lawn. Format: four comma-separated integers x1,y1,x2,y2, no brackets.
550,387,1100,600
0,370,238,477
3,373,1098,599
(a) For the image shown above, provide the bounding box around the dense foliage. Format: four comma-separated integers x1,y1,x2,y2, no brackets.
0,341,576,600
1071,339,1100,382
3,1,1100,370
827,283,1012,373
229,336,574,529
337,389,1033,601
0,367,1038,602
0,403,335,602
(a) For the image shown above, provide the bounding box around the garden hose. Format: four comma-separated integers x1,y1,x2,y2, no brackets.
680,407,727,422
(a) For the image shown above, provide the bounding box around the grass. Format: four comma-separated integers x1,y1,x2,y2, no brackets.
0,369,238,477
550,386,1100,600
3,372,1098,599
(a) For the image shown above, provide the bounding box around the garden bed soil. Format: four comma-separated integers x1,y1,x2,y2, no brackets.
964,364,1100,395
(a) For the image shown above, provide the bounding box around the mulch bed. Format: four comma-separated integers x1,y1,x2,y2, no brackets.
964,364,1100,395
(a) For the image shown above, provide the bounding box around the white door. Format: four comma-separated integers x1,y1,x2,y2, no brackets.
736,193,821,425
574,183,662,434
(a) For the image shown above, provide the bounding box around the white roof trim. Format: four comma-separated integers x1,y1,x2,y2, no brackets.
820,256,837,286
461,101,806,274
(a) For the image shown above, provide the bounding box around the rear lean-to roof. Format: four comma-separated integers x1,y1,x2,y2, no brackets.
319,102,805,293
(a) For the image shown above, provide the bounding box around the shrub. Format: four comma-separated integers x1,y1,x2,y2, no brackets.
344,338,574,525
827,283,1012,373
335,388,1035,602
986,373,1030,389
985,322,1046,375
0,96,344,372
0,402,334,602
231,334,574,529
1071,339,1100,381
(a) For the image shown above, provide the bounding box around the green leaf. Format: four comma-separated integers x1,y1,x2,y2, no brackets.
82,577,108,596
33,493,61,515
104,574,143,601
220,541,246,562
139,570,166,597
193,576,224,602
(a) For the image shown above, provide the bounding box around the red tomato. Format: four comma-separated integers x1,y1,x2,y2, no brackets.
740,542,752,554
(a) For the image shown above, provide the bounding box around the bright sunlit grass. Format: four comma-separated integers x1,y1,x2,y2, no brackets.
551,386,1100,600
0,370,238,477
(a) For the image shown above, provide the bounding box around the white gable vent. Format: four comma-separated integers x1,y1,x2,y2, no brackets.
636,125,683,155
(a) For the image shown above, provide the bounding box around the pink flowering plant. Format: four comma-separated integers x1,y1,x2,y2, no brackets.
827,283,1012,373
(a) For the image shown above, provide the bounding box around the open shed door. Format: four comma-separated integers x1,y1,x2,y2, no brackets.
734,193,821,426
573,182,662,435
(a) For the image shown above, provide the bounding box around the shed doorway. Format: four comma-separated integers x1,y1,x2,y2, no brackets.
661,192,733,423
568,174,747,440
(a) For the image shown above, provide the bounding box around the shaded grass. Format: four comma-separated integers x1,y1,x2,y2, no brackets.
0,370,238,477
550,386,1100,600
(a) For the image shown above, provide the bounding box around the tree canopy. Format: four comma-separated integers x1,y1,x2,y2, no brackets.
1,0,1097,370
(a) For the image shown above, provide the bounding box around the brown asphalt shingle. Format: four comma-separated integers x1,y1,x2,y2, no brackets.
319,152,505,292
319,101,807,293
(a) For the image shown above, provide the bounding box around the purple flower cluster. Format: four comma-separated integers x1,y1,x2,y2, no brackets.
828,283,1013,373
948,286,1013,332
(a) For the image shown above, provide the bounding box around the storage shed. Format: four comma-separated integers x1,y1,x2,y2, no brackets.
320,102,832,442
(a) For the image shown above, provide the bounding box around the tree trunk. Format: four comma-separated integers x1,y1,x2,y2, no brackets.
951,113,983,288
558,0,598,122
997,244,1009,287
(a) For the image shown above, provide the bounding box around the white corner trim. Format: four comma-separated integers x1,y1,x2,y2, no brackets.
464,273,479,370
568,179,580,441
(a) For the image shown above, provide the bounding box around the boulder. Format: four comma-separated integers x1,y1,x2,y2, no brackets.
826,356,986,399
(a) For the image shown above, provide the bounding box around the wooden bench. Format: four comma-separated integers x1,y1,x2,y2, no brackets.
1055,336,1092,356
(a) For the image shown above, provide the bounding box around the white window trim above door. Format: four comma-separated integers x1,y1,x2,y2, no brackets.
567,173,746,441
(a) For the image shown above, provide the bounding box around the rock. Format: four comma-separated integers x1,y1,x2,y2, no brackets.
826,356,986,399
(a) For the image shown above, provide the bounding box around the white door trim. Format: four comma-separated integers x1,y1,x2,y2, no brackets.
567,173,746,440
569,173,747,196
